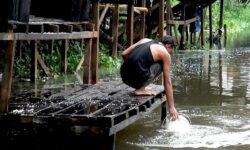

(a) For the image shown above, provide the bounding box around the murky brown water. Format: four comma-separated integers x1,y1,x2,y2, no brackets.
3,28,250,149
5,47,250,150
115,48,250,150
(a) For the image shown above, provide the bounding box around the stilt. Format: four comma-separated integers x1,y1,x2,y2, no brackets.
30,40,38,82
0,28,15,113
209,4,213,49
219,0,224,49
112,4,119,57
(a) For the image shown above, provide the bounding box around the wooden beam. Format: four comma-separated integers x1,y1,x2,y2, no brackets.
37,53,50,77
0,31,98,40
100,29,124,50
99,4,110,28
167,17,197,25
99,4,148,13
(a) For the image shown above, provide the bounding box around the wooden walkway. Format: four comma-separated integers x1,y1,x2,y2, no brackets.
0,80,165,150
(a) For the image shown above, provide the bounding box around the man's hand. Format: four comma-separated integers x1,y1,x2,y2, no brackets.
169,106,178,120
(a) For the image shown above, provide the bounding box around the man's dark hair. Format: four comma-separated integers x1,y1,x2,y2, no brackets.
160,35,178,48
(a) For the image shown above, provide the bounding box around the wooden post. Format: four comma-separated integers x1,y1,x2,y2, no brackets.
161,101,167,122
30,40,38,82
200,7,204,48
179,5,186,49
219,0,224,49
0,30,15,113
48,40,54,54
61,39,69,73
166,0,171,35
208,53,212,93
16,40,23,59
157,0,165,85
219,52,223,105
107,134,116,150
166,0,179,44
83,38,92,83
209,4,213,49
224,24,227,48
140,0,146,39
112,4,119,57
219,0,224,30
127,3,134,46
159,0,164,38
90,2,99,84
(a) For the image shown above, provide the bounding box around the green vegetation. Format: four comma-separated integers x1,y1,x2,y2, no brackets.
13,41,121,78
170,0,250,49
207,0,250,32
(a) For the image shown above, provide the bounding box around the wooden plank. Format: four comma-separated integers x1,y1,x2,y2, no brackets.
0,31,98,40
3,81,165,142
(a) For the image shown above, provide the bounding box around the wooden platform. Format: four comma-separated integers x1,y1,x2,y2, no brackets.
0,80,165,149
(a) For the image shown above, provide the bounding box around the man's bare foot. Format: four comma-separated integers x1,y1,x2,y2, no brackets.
134,88,155,96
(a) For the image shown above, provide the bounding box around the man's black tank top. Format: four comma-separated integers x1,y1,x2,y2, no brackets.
120,40,160,88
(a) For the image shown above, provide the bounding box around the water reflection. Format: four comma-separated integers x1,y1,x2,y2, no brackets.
8,47,250,150
119,106,250,149
116,48,250,150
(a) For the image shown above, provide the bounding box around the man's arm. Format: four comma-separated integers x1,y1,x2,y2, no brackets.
161,51,178,120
